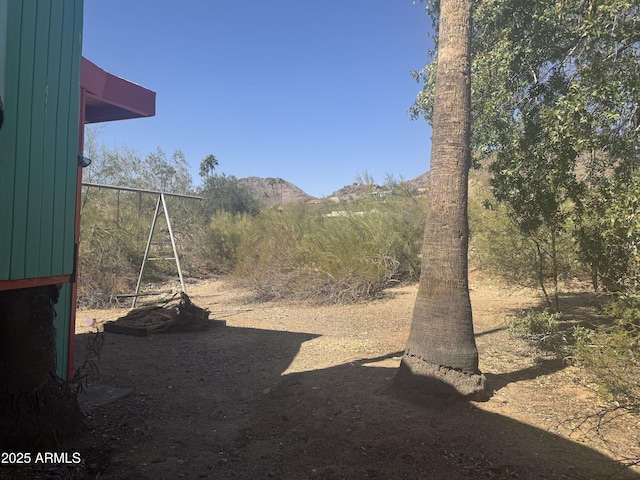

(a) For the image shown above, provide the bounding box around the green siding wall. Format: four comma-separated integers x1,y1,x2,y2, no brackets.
54,283,72,378
0,0,83,281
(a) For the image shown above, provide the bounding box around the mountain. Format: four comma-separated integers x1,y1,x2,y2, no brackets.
326,182,393,202
238,176,315,206
407,171,430,192
236,172,433,206
326,171,431,202
237,169,454,206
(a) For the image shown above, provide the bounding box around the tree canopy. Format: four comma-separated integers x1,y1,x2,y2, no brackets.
414,0,639,162
83,132,193,195
198,173,261,219
199,154,219,179
412,0,640,292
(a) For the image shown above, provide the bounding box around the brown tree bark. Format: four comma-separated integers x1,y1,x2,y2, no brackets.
0,286,84,450
396,0,486,397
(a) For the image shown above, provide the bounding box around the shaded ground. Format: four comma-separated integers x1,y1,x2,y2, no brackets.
5,277,640,479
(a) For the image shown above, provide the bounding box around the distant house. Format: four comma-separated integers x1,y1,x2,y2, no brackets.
0,1,155,379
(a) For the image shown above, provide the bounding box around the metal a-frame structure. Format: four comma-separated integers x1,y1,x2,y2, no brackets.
82,182,201,307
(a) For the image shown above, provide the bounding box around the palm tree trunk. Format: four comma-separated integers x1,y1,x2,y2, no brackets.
396,0,485,397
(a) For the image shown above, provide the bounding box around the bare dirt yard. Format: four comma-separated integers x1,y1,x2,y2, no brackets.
9,276,640,479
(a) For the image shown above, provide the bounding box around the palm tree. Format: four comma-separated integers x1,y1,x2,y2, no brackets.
396,0,485,397
199,154,219,179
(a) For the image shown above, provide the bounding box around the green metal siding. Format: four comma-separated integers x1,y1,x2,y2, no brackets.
0,0,83,281
54,283,72,378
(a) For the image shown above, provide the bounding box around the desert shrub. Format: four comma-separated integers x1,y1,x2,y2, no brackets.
573,325,640,414
469,193,539,282
193,212,258,274
79,189,151,307
469,185,582,282
507,310,565,352
294,209,401,303
571,295,640,413
602,295,640,328
233,196,425,304
469,183,585,308
233,207,306,301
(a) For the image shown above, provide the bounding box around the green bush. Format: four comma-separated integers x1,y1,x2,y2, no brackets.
572,295,640,412
469,182,587,310
469,192,537,282
602,294,640,330
198,174,261,219
79,189,151,307
232,196,425,304
507,310,564,352
470,184,582,283
190,212,256,274
78,145,427,306
575,170,640,292
573,325,640,412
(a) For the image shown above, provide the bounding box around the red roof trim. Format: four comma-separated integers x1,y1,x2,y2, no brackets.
81,57,156,123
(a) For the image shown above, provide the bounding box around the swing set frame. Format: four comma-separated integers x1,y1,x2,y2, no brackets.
82,182,201,307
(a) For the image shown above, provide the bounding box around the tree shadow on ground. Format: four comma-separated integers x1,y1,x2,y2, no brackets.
53,324,640,480
517,290,614,330
242,354,639,480
494,290,617,386
475,326,507,337
494,290,621,387
483,357,566,393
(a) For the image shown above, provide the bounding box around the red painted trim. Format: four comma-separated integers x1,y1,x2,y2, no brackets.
0,275,71,291
81,57,156,123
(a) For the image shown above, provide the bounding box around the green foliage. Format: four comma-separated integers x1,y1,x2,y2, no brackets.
572,295,640,414
508,310,564,352
469,181,583,305
199,154,218,179
602,294,640,331
78,133,425,306
84,141,193,194
198,174,261,219
193,212,255,274
573,325,640,413
79,136,200,307
576,168,640,291
231,195,426,304
469,187,537,281
472,0,640,294
412,1,640,294
470,0,639,166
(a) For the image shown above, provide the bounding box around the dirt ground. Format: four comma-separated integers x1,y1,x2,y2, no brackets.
9,276,640,479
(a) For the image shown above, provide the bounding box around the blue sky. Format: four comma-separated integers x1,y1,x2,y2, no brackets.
82,1,433,198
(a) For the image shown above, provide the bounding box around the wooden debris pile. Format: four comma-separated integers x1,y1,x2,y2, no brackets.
110,292,210,334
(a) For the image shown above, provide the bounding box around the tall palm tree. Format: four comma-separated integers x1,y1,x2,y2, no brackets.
199,154,219,179
396,0,485,397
